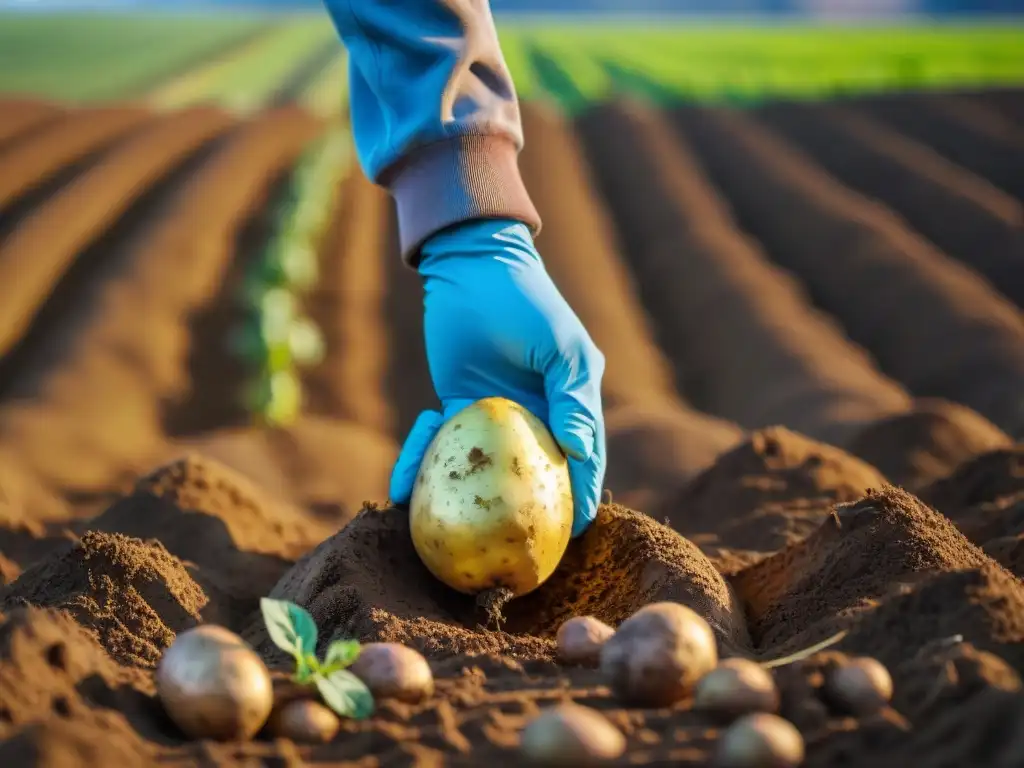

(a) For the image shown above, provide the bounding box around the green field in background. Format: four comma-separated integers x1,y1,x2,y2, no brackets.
0,13,280,101
503,24,1024,110
1,13,1022,108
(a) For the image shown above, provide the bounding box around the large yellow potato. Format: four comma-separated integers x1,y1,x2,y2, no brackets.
410,397,573,597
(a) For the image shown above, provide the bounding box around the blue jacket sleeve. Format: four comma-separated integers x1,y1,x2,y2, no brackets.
322,0,542,264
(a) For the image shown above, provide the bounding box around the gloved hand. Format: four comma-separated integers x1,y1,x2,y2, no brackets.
388,218,606,538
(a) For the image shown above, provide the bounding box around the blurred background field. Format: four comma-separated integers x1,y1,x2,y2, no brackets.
0,2,1022,112
0,0,1021,428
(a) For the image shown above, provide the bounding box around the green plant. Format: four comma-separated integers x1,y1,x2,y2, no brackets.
260,598,374,720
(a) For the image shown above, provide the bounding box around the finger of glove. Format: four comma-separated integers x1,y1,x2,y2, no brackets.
569,419,606,538
544,341,605,463
389,409,444,504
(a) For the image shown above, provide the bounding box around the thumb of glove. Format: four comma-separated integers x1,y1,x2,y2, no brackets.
388,409,444,504
548,397,597,463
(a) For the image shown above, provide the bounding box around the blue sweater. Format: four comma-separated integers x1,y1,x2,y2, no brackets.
322,1,541,265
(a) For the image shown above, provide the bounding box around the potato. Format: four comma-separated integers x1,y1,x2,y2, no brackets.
349,642,434,703
600,602,718,706
156,625,273,741
712,713,805,768
410,397,573,598
266,699,340,743
694,658,780,719
557,616,616,667
824,657,893,716
520,703,626,766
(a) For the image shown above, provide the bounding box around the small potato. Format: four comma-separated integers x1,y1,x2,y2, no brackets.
824,657,893,716
713,713,805,768
520,702,626,766
267,699,340,743
600,602,718,706
694,658,779,719
156,625,273,741
556,617,615,667
350,642,434,703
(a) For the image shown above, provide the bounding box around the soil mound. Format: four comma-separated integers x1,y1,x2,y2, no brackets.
250,503,750,664
604,402,743,512
773,642,1024,767
920,443,1024,518
0,531,206,668
0,607,154,737
732,485,993,650
0,716,151,768
846,399,1012,490
174,417,397,525
838,562,1024,671
86,454,332,615
983,533,1024,577
666,427,886,552
0,456,76,571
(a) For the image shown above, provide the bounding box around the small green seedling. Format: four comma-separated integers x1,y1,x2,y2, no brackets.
260,597,374,720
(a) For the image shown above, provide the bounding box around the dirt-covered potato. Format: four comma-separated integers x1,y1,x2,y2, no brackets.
156,625,273,741
824,657,893,716
266,699,340,743
712,713,805,768
409,397,574,598
350,642,434,703
694,658,780,719
520,702,626,766
556,616,615,667
600,602,718,706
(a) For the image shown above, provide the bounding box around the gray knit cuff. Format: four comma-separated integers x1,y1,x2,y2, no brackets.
386,133,542,266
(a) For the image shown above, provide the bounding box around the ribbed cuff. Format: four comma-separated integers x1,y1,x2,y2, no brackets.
386,134,542,266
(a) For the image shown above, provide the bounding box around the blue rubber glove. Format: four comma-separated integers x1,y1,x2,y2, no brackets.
388,219,606,538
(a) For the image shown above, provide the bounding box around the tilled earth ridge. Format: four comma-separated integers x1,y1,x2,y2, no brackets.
0,88,1021,766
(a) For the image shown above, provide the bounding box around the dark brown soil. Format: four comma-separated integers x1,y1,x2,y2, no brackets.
851,91,1024,201
303,169,395,435
846,399,1013,490
731,486,1021,664
250,503,751,663
673,104,1024,439
756,100,1024,309
666,426,886,553
577,99,913,449
0,531,207,668
604,402,744,513
1,92,1024,767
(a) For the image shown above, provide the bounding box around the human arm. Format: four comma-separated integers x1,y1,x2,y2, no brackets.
322,0,541,262
322,2,606,535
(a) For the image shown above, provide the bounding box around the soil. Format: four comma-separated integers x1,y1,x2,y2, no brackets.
755,100,1024,309
673,103,1024,440
0,92,1023,766
251,502,750,663
304,169,395,436
576,100,914,448
0,99,62,148
851,91,1024,201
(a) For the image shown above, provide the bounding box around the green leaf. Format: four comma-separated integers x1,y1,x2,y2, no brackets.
315,670,374,720
304,652,321,675
294,653,312,683
323,639,361,671
260,598,318,661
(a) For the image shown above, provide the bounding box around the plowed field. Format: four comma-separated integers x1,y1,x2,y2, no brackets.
1,87,1023,767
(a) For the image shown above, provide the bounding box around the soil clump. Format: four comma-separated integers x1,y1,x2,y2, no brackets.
251,503,751,664
666,427,885,553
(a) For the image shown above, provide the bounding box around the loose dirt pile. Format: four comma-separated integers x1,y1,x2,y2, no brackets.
0,90,1023,765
